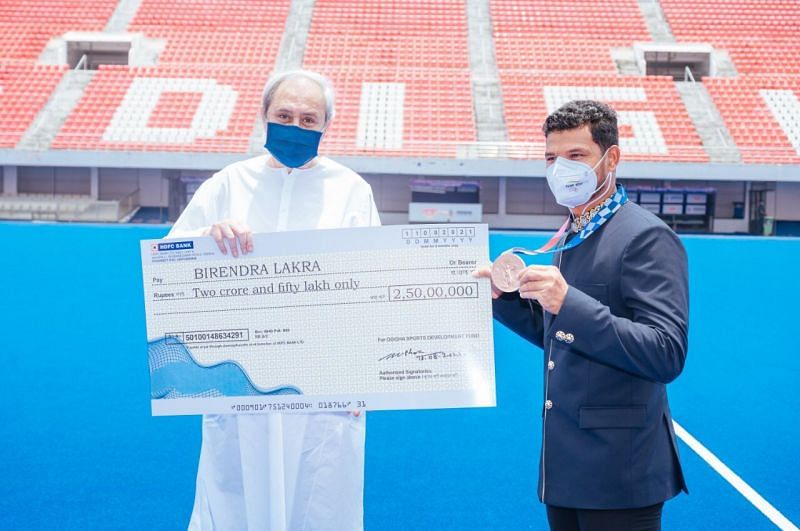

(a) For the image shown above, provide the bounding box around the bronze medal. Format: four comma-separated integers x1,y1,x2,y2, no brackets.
491,252,525,292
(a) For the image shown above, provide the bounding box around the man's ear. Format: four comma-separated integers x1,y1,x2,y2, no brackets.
606,145,621,173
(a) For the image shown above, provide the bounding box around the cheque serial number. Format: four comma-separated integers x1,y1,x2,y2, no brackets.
167,328,250,344
389,282,478,301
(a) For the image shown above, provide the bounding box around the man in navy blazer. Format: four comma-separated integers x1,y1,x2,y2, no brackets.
477,100,688,530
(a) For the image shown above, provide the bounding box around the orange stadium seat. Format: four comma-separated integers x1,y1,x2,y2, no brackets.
0,61,67,147
660,0,800,75
499,73,708,163
491,0,651,72
493,39,619,72
0,0,795,162
488,0,713,163
317,67,476,158
51,64,270,152
0,0,118,60
305,0,469,69
39,0,290,152
705,76,800,164
127,0,289,65
304,0,475,157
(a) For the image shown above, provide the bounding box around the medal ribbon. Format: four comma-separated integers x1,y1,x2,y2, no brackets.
505,185,628,258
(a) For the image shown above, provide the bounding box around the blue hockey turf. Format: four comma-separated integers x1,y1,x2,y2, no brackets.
1,223,797,530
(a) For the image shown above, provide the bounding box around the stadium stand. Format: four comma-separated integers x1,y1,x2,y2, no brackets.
0,191,137,222
660,0,800,162
304,0,475,157
661,0,800,75
661,0,800,164
0,0,795,163
38,0,288,152
499,72,708,162
705,76,800,164
126,0,289,65
305,0,469,69
490,0,706,163
493,39,619,73
314,67,476,158
0,0,797,235
491,0,649,73
491,0,650,45
0,0,118,60
0,61,67,147
50,64,270,152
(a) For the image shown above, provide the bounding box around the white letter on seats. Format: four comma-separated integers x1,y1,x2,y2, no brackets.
543,86,667,155
102,78,237,144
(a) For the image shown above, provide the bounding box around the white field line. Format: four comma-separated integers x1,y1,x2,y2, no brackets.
673,420,799,531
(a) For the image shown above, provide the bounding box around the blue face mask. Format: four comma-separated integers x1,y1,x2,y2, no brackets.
264,122,323,168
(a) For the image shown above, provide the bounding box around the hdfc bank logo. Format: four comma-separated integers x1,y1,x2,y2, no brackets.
151,241,194,253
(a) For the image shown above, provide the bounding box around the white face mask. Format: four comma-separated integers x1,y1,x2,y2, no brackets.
545,150,612,209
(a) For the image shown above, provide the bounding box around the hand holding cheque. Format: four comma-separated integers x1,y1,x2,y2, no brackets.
204,219,254,257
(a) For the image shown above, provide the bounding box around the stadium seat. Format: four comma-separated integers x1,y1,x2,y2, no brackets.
705,76,800,164
0,0,117,59
660,0,800,75
51,64,270,152
491,0,649,73
0,61,67,147
498,73,708,162
127,0,289,66
0,0,795,163
315,67,476,158
303,0,475,157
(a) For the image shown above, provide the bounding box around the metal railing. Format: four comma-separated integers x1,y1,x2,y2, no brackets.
116,188,140,219
4,132,799,163
74,54,88,71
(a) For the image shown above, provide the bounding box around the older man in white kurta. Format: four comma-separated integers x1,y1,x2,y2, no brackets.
168,70,380,531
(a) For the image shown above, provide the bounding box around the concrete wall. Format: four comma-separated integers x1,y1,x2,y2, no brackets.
776,182,800,221
505,177,562,215
138,168,168,208
98,167,139,200
18,166,91,195
4,163,798,231
98,167,169,206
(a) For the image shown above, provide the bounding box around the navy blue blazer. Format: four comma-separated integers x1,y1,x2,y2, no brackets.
493,200,689,510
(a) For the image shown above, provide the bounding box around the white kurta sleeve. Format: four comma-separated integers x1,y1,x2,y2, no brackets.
368,189,381,227
167,176,224,238
344,183,381,228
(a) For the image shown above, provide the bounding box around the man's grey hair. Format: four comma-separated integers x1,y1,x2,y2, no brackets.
260,69,335,127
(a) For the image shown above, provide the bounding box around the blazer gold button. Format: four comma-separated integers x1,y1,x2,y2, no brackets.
555,330,566,342
545,399,553,410
565,333,575,344
548,360,555,370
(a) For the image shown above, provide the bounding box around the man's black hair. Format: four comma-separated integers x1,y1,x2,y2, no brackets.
542,100,618,152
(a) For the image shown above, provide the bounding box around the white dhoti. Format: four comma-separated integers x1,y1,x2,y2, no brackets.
188,413,366,531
